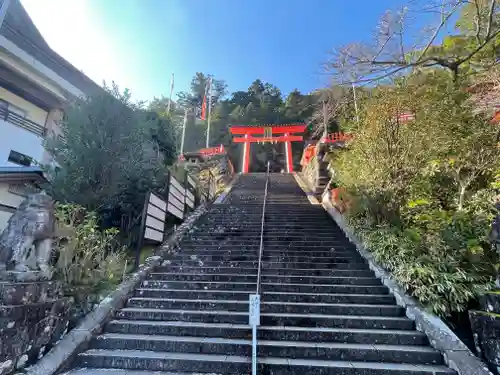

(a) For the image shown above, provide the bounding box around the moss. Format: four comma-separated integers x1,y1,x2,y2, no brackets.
476,310,500,318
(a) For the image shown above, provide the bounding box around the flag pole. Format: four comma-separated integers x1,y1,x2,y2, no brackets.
206,77,213,148
167,73,174,113
180,107,188,155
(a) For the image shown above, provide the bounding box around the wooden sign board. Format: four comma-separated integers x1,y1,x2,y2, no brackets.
186,188,195,209
144,192,167,242
168,176,185,219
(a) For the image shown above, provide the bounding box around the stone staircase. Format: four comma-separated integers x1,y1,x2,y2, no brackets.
65,173,454,375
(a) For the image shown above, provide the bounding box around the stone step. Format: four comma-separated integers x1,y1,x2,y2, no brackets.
90,334,442,365
262,255,363,263
259,326,429,346
258,341,442,365
147,272,257,282
172,253,362,263
153,266,258,274
180,239,352,246
127,298,403,316
261,312,415,330
176,244,358,252
115,308,415,330
75,350,454,374
163,260,259,268
173,253,363,263
261,261,368,269
106,320,428,346
105,320,252,339
195,224,340,230
163,260,367,269
149,266,376,277
263,291,395,305
171,254,259,262
76,350,249,373
263,283,389,295
115,308,250,324
136,289,392,304
262,274,381,285
63,370,217,375
140,280,386,294
147,272,380,285
261,268,374,277
193,228,345,234
134,288,252,300
141,280,257,291
189,234,347,240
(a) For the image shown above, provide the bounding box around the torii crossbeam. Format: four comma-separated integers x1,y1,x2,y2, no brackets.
230,123,306,173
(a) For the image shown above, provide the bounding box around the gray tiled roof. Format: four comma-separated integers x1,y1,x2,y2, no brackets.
0,0,103,96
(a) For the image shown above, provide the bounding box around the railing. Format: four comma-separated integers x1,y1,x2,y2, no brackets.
256,161,270,295
250,161,270,375
0,107,46,137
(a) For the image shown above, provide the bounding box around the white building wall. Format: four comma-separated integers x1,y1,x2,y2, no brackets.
0,119,45,166
0,182,24,230
0,86,48,125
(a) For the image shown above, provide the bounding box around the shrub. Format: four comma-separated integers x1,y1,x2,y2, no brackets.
53,203,127,294
347,207,497,316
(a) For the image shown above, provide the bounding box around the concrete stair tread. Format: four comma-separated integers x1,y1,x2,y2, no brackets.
129,297,397,309
149,272,257,278
262,312,410,321
97,333,251,345
136,288,252,295
76,349,454,373
142,281,256,287
262,274,376,281
265,291,389,297
261,325,425,336
79,349,246,362
97,333,436,353
129,297,249,304
119,308,248,316
109,319,250,329
64,370,214,375
108,320,424,337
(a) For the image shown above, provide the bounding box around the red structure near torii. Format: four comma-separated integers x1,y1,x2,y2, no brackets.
229,123,306,173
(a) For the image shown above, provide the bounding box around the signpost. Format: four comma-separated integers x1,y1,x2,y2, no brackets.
134,192,168,268
249,294,261,375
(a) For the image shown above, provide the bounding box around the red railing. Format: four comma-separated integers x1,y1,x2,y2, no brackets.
0,107,45,137
321,132,353,143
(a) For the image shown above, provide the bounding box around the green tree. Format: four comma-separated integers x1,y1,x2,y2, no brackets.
44,83,173,223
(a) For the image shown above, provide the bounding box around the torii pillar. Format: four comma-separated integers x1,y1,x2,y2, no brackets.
230,123,306,173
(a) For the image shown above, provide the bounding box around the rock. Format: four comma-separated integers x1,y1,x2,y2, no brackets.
470,310,500,373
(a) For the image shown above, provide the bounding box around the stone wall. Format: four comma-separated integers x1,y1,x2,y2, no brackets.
0,281,70,374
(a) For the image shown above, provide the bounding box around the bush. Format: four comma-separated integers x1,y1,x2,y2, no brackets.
348,203,498,316
54,203,127,294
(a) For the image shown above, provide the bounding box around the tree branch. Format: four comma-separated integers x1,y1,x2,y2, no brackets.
416,0,461,64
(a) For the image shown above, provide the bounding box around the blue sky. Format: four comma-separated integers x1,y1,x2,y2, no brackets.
22,0,407,101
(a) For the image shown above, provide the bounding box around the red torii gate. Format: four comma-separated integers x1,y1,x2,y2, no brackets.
230,123,306,173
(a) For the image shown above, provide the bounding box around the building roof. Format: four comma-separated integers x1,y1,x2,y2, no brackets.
230,123,306,128
0,0,103,96
0,166,46,182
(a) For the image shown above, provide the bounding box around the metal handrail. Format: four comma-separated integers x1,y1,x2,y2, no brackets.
256,161,270,295
250,161,270,375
